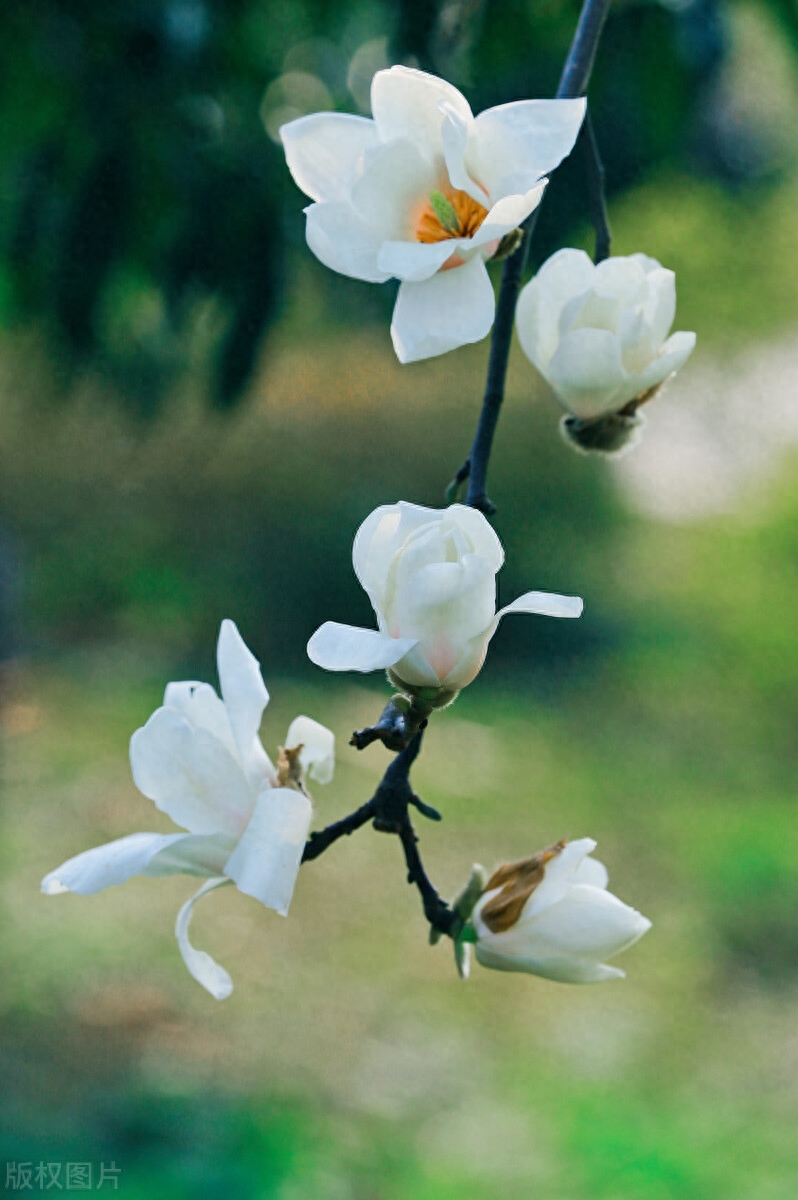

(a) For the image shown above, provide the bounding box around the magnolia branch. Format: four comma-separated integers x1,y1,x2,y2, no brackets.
303,0,614,941
456,0,614,513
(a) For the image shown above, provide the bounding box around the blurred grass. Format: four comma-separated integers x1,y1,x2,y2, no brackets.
3,168,798,1196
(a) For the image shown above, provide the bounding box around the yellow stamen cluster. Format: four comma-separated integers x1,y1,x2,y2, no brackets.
415,185,488,243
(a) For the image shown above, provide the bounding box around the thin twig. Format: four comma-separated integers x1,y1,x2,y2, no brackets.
302,799,376,862
463,0,613,512
580,113,611,263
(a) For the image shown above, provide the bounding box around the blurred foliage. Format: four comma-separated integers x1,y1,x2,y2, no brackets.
3,0,798,408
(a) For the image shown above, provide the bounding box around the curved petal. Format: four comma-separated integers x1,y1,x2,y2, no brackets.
545,327,629,419
634,330,696,394
224,787,312,916
352,138,437,240
307,622,418,673
378,238,462,283
389,642,442,689
572,855,609,890
371,66,472,159
445,504,505,571
41,832,191,895
641,266,676,349
592,256,648,307
466,97,585,201
353,502,442,611
391,255,495,363
467,184,547,251
521,837,596,917
144,831,236,877
280,111,379,203
497,590,584,622
175,878,234,1000
391,554,496,661
440,101,489,206
475,941,625,983
529,885,652,960
130,707,254,837
216,620,273,789
284,715,335,785
516,249,595,371
163,681,237,758
305,201,391,284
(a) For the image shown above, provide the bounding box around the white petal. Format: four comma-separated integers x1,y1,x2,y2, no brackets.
522,837,597,917
466,98,586,201
144,831,236,877
528,885,652,961
467,184,547,251
642,267,677,349
353,502,441,612
305,201,390,283
175,878,234,1000
370,66,472,159
593,256,648,307
391,255,495,363
284,715,335,785
440,101,489,206
280,112,379,203
474,941,625,983
378,238,461,283
307,621,418,673
445,504,504,572
130,706,254,837
545,327,630,418
497,590,584,622
572,855,609,890
558,288,622,339
516,249,595,371
391,554,496,676
634,330,696,394
216,620,273,789
224,787,312,915
41,832,191,895
388,642,443,690
163,681,237,757
352,138,437,241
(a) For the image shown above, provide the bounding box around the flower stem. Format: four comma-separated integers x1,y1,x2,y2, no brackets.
463,0,613,513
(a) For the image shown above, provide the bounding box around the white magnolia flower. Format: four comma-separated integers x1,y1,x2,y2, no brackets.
473,838,651,983
516,248,696,420
42,620,334,1000
280,66,585,363
307,502,582,699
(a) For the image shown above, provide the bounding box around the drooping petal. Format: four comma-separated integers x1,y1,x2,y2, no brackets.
545,327,629,418
307,622,418,673
216,620,273,789
280,112,379,203
516,249,595,371
223,787,312,916
465,97,586,201
175,878,234,1000
304,201,390,284
130,707,254,837
391,254,495,363
163,681,237,758
284,715,335,785
371,66,472,160
527,885,652,961
41,831,193,895
144,831,237,877
633,330,696,395
352,138,437,241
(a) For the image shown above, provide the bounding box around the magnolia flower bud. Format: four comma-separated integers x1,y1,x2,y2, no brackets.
472,838,651,983
516,249,696,452
307,502,582,699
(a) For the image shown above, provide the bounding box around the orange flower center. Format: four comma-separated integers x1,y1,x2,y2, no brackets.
414,185,489,243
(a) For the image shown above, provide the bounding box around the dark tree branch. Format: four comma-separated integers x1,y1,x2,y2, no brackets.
580,113,611,263
302,798,376,862
463,0,613,512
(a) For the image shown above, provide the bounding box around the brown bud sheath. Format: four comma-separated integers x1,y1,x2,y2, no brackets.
480,840,567,934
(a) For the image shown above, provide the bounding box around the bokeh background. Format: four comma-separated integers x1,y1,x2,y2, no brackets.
3,0,798,1195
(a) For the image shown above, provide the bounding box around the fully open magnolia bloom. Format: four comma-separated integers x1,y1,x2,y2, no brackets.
280,66,585,362
307,502,582,701
42,620,334,1000
516,249,696,421
473,838,651,983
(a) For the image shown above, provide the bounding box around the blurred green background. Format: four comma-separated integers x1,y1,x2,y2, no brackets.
3,0,798,1195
